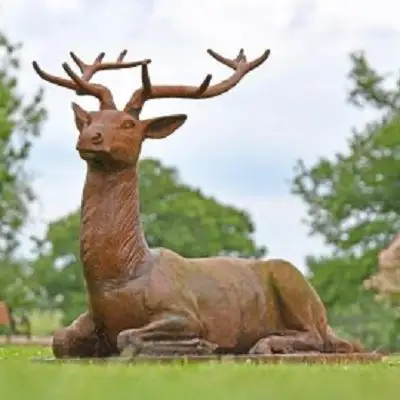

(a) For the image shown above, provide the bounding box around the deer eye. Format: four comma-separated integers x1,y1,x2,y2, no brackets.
120,120,135,129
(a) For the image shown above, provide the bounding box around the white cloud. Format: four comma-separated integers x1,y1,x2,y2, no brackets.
232,193,325,269
314,0,399,30
1,0,400,273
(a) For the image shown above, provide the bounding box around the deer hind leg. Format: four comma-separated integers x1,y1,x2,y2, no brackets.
255,259,362,354
117,314,217,356
52,312,112,358
323,325,364,353
251,259,332,354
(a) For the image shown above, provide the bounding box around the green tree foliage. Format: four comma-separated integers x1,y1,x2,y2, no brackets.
31,158,266,325
291,51,400,350
0,32,47,314
30,212,85,325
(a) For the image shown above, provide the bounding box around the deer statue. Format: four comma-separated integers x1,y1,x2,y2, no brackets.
364,233,400,300
32,47,363,358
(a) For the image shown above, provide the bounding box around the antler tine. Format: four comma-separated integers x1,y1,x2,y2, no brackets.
32,61,78,91
208,48,270,74
124,48,270,118
141,63,152,97
33,59,114,109
69,50,151,82
207,49,241,70
125,61,213,118
61,62,116,109
32,50,151,110
139,62,211,98
117,49,127,62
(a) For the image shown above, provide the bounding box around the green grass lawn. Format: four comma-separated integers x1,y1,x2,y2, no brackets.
1,346,399,400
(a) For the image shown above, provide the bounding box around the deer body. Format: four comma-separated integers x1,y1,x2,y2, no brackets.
77,161,286,354
33,47,362,358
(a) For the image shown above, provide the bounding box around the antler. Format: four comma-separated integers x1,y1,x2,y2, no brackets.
32,50,151,110
124,48,270,118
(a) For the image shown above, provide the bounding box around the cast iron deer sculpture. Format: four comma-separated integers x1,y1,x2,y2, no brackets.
32,47,363,358
364,233,400,300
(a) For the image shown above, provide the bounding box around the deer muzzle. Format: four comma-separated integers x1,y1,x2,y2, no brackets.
77,127,106,152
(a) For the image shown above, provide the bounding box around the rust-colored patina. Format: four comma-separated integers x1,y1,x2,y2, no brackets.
32,48,363,358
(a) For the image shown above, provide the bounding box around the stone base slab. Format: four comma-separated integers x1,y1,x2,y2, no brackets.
31,352,385,365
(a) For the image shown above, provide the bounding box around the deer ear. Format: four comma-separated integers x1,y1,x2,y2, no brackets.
142,114,187,139
71,102,90,131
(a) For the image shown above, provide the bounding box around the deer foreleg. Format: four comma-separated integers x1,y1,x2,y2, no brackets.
52,312,113,358
117,314,217,356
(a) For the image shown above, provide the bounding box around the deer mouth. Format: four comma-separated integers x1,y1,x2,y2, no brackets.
78,150,128,170
79,150,110,164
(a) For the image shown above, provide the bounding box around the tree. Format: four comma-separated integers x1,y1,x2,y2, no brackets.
31,158,266,324
0,31,47,315
291,51,400,350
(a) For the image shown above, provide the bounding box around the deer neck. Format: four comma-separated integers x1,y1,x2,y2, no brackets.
80,165,150,287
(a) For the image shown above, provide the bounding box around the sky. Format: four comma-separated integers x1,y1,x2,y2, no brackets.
1,0,399,272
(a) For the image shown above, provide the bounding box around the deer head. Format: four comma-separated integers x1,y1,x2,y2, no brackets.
32,47,270,169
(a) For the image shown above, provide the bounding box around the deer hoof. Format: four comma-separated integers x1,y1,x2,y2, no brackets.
52,328,71,358
117,331,144,354
249,339,272,355
249,336,292,355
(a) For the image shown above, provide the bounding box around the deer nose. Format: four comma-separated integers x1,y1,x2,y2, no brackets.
91,132,103,145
